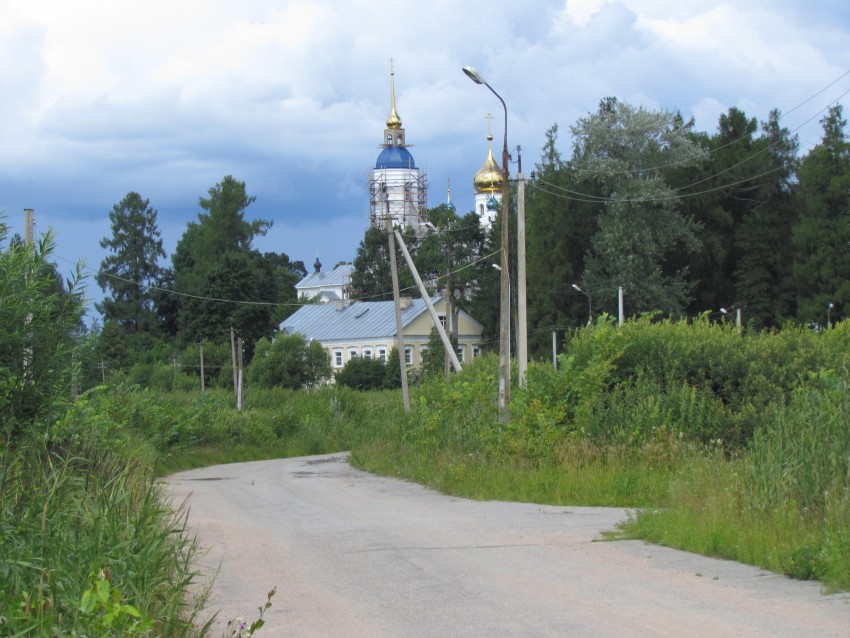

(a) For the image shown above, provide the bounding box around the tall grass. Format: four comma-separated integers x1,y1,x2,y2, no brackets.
619,371,850,591
0,434,210,635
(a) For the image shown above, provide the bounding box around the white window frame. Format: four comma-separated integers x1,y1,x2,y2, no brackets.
333,348,343,368
377,347,388,363
348,347,359,361
456,345,465,362
473,346,481,358
404,346,413,366
362,347,373,360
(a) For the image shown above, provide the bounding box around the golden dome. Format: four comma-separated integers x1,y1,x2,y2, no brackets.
473,144,503,193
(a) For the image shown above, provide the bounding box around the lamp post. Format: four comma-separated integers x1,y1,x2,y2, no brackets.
464,65,511,422
572,284,592,326
828,302,834,328
720,306,742,334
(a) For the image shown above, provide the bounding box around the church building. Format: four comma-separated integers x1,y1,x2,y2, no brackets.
368,63,428,229
473,117,504,228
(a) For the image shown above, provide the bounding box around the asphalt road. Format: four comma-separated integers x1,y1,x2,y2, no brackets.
165,453,850,637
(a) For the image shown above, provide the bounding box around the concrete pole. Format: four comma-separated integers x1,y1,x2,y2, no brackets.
517,172,527,388
386,203,410,411
618,286,625,326
23,209,34,377
498,113,511,422
394,230,462,373
237,337,243,411
230,325,238,393
552,330,557,369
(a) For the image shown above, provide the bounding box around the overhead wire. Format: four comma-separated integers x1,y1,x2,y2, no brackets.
532,84,850,206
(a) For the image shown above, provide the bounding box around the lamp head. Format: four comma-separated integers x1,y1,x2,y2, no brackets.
571,284,582,293
462,66,486,85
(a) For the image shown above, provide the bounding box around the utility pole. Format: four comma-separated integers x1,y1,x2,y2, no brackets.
199,342,205,393
517,169,527,387
23,209,34,378
385,191,410,411
394,230,462,373
552,329,557,369
237,337,244,410
618,286,625,326
230,325,238,394
444,238,454,380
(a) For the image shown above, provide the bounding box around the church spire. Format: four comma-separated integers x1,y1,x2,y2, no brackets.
386,58,402,131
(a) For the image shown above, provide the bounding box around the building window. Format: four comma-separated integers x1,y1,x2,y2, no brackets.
362,347,373,360
333,349,343,368
473,346,481,358
456,345,465,362
348,347,359,361
437,314,446,329
420,345,429,361
404,346,413,366
377,347,388,363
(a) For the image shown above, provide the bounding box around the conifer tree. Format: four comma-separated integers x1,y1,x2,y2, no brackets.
96,192,167,342
792,105,850,325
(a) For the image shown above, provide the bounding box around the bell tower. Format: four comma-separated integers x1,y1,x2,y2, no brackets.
368,60,428,228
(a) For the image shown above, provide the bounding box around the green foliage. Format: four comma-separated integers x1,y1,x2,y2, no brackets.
96,191,168,340
0,221,86,442
247,333,331,389
747,369,850,514
171,175,301,356
336,355,390,391
351,225,412,300
383,347,402,389
572,98,706,315
225,587,276,638
180,340,234,388
525,124,598,356
0,430,206,636
79,570,153,635
793,104,850,324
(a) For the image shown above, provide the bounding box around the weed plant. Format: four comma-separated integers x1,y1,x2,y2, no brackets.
0,431,210,635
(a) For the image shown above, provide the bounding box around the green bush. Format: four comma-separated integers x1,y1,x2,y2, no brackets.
336,355,389,391
248,334,331,389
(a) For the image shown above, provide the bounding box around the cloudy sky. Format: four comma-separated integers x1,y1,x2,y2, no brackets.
2,0,849,319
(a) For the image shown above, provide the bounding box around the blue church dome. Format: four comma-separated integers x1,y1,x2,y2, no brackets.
376,146,416,169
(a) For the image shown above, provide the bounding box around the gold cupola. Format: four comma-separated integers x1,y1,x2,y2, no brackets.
386,62,402,130
473,132,503,193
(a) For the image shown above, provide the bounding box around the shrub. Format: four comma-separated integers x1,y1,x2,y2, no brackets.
336,356,388,391
247,334,331,389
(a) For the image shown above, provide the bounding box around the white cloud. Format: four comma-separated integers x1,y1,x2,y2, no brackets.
1,0,848,309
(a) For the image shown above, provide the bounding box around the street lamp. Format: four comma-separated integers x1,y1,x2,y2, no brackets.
720,306,742,334
827,302,834,328
572,284,592,326
464,65,511,422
